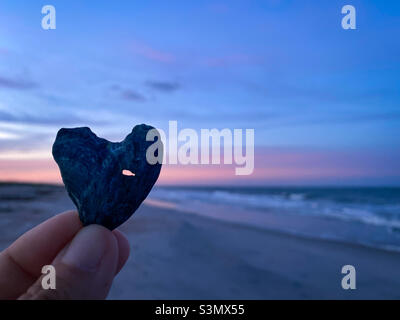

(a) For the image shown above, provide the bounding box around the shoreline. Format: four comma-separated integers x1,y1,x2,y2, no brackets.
1,183,400,299
111,203,400,299
145,196,400,255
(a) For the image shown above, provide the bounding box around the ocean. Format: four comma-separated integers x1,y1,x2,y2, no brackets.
148,186,400,252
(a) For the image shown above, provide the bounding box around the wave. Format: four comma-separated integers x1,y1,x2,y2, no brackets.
150,187,400,229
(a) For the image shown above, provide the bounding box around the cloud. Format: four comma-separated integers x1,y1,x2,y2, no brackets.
0,132,51,153
244,79,400,105
204,54,258,67
109,85,146,101
0,110,101,126
121,89,146,101
131,41,175,63
154,146,400,186
0,159,61,183
145,81,180,92
269,112,400,130
0,75,38,90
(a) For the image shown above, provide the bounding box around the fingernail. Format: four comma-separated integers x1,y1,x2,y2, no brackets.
62,225,107,272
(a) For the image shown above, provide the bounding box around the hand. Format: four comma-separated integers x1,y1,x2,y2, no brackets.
0,210,130,299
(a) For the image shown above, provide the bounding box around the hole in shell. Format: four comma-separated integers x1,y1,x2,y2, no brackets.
122,169,135,176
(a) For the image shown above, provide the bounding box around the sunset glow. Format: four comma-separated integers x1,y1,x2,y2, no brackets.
0,1,399,185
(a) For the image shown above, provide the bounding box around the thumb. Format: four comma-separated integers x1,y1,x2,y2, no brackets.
19,224,119,300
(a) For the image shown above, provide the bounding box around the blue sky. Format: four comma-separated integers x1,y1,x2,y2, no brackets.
0,0,399,184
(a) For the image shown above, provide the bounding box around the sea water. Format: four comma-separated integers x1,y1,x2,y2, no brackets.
148,186,400,252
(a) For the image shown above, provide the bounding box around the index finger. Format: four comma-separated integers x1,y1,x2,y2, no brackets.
0,210,82,299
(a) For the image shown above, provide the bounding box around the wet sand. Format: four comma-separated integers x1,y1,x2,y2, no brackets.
1,183,400,299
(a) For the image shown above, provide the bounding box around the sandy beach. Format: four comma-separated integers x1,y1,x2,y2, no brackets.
1,183,400,299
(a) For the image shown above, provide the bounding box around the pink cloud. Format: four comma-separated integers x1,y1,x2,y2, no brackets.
0,159,62,184
204,53,262,67
130,41,175,63
1,146,399,185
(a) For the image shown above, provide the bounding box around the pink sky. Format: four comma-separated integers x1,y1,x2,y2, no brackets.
1,147,399,185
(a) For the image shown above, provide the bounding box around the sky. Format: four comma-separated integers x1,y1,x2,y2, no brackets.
0,0,399,185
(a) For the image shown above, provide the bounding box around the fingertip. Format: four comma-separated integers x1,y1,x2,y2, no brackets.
61,224,118,273
6,209,84,277
20,224,121,300
112,229,130,275
57,210,83,231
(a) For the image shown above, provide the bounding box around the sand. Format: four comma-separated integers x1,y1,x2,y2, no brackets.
1,183,400,299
